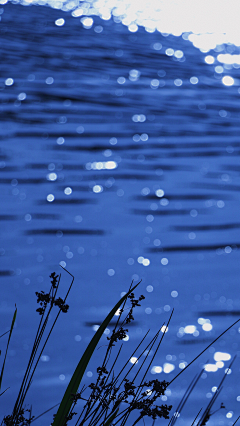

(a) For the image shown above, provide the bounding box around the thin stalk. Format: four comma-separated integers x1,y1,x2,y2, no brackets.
168,318,240,387
87,348,123,426
10,267,74,425
82,280,138,423
79,282,144,426
197,355,237,426
233,415,240,426
197,387,223,426
11,274,62,422
111,329,151,391
18,269,74,413
168,365,207,426
190,408,202,426
30,403,61,423
117,316,173,426
115,328,163,426
74,383,100,426
138,310,174,389
77,286,132,426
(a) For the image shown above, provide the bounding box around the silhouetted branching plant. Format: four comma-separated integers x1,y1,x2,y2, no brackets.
51,291,173,426
1,267,240,426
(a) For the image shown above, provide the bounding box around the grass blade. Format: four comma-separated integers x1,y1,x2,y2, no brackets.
103,408,119,426
51,281,141,426
0,304,17,392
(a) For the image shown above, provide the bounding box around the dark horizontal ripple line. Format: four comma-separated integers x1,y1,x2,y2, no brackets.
36,199,97,205
176,338,214,345
0,270,15,276
191,182,240,192
133,194,232,201
170,223,240,231
131,208,208,216
197,310,240,316
147,243,239,252
24,229,106,235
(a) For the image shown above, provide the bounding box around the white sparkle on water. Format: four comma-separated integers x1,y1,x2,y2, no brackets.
64,187,72,195
5,78,14,86
184,325,196,334
130,357,138,364
47,194,55,202
18,92,27,100
86,161,117,170
55,18,65,26
222,75,235,86
163,363,175,373
47,173,57,181
81,17,93,28
93,185,103,193
46,77,54,84
151,366,162,374
214,352,231,362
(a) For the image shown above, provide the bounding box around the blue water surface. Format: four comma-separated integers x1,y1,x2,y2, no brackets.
1,3,240,425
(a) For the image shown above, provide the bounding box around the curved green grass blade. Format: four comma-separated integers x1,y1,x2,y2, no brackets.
52,281,141,426
0,304,17,391
103,408,119,426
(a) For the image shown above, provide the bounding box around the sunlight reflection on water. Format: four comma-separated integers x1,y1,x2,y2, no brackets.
3,0,240,71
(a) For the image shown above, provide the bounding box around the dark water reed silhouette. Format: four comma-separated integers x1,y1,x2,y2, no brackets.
1,3,240,424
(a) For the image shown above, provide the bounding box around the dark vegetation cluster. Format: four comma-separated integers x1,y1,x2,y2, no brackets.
1,268,240,426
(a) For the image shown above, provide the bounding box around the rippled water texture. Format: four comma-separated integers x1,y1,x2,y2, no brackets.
1,3,240,425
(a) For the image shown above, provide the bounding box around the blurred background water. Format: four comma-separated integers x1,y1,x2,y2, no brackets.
1,1,240,425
